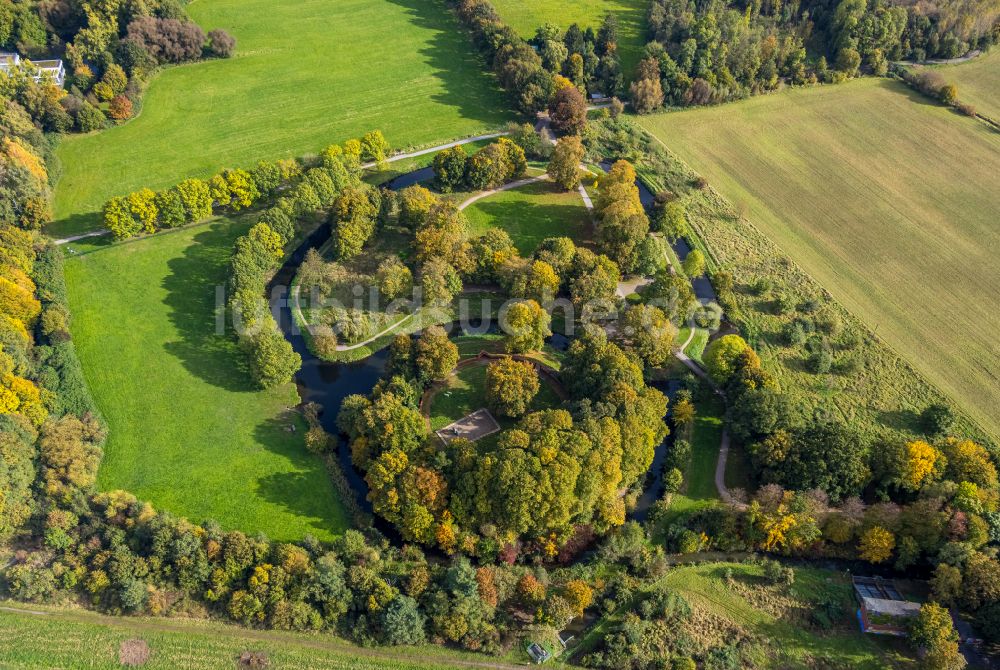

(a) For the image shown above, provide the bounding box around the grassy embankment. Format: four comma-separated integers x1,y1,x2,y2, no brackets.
0,601,519,670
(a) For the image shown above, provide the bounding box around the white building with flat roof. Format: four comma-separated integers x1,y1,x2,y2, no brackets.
0,52,65,86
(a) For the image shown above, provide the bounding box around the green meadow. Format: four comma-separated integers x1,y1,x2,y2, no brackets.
939,49,1000,119
51,0,510,236
0,603,510,670
462,180,593,255
64,219,348,541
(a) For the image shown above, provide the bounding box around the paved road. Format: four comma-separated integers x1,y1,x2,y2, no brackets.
55,229,110,245
895,50,981,66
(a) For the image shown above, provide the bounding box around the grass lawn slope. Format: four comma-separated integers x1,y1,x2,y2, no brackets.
660,563,911,668
638,78,1000,442
462,180,593,254
64,219,348,541
0,602,511,670
51,0,510,236
939,49,1000,119
490,0,648,77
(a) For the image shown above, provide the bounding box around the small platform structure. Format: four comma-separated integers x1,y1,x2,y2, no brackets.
435,407,500,445
853,576,920,635
526,641,552,664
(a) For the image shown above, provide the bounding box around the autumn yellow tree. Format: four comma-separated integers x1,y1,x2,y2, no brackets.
548,135,585,190
486,357,540,417
940,438,998,489
859,525,895,563
562,580,593,617
909,602,966,670
127,188,158,234
672,397,696,429
900,440,943,491
503,300,551,353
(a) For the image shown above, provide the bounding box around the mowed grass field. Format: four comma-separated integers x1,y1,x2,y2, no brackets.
64,219,348,541
0,603,508,670
463,180,593,254
51,0,509,236
490,0,648,77
939,50,1000,119
638,79,1000,442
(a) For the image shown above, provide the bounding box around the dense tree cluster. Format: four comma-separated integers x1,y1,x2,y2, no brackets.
594,160,650,274
640,0,999,111
2,128,618,652
450,0,554,114
536,15,627,97
582,587,697,669
450,0,626,114
432,138,526,192
0,120,101,549
340,323,667,558
225,134,388,387
485,357,540,417
645,0,813,108
3,467,601,652
0,100,52,230
0,0,235,133
655,332,1000,645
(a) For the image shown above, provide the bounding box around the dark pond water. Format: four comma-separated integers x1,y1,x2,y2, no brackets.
269,224,387,514
632,379,684,522
672,237,717,302
382,166,434,190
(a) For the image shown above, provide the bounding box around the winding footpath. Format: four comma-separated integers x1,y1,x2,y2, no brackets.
290,282,415,352
456,173,549,210
672,333,738,505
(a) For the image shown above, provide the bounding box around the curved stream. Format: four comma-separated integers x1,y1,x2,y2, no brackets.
268,166,681,531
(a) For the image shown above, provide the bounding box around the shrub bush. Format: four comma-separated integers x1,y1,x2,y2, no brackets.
206,29,236,58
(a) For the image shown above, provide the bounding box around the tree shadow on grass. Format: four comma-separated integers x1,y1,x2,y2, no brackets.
252,413,348,540
609,0,652,78
878,407,922,434
46,210,102,239
384,0,513,130
162,219,256,392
